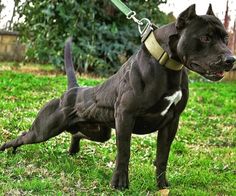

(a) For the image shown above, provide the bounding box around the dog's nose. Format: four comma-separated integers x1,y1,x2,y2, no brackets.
224,56,235,64
223,56,235,71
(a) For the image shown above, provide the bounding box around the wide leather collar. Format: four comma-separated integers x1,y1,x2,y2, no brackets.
144,31,183,71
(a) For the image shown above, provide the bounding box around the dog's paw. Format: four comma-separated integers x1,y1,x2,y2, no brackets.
111,170,129,190
0,143,6,151
0,144,18,154
12,147,18,154
68,146,80,156
158,178,170,190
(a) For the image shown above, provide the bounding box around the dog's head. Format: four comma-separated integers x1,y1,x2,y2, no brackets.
172,4,235,81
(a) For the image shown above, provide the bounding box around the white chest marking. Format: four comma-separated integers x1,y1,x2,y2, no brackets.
161,90,182,116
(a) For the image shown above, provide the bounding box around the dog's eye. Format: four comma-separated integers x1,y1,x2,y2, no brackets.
200,35,211,43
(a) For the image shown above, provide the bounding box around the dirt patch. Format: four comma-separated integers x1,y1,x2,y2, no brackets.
13,66,63,76
0,64,63,76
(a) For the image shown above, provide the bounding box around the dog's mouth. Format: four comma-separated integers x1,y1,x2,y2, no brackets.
189,63,226,81
204,70,225,81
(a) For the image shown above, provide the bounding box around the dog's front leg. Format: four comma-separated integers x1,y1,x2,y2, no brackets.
111,107,134,190
155,117,179,189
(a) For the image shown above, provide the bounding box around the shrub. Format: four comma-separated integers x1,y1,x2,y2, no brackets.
15,0,171,75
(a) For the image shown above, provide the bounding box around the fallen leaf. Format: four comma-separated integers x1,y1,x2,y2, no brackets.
156,189,170,196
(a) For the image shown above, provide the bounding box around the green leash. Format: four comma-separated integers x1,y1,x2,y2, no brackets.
110,0,132,17
110,0,154,37
110,0,182,70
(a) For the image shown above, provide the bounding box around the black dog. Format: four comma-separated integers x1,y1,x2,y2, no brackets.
0,4,235,190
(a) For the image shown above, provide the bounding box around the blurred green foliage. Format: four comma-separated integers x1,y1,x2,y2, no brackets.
15,0,172,75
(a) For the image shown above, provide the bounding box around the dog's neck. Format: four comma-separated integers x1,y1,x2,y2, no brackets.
153,22,180,62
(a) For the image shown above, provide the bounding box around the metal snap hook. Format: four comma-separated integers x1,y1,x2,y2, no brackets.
138,18,152,35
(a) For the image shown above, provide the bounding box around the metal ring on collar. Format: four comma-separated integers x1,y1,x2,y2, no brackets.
138,18,151,35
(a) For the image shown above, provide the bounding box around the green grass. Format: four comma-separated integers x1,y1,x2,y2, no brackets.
0,66,235,195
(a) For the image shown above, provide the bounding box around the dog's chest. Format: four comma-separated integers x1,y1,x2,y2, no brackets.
160,90,182,116
142,89,183,115
134,89,183,133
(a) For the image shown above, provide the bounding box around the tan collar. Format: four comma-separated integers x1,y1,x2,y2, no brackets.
144,32,183,71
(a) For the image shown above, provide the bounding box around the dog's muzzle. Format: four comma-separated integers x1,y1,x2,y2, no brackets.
209,55,235,72
189,55,235,81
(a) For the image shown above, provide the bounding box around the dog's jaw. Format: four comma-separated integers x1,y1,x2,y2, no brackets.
188,63,225,81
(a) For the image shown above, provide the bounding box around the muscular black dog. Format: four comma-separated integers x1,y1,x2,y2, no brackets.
0,4,235,190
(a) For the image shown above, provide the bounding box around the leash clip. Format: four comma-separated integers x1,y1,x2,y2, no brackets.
126,11,152,37
138,18,152,36
126,11,143,26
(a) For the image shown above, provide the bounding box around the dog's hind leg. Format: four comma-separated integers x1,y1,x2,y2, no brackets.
68,125,111,155
0,99,68,153
68,132,86,155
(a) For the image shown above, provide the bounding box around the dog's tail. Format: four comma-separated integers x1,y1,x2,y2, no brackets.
64,37,79,89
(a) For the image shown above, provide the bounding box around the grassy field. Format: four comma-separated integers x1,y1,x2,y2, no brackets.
0,64,235,195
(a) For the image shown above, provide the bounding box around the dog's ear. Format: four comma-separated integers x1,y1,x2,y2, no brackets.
176,4,197,30
206,4,215,16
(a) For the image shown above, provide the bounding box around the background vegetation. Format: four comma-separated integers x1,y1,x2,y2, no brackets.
13,0,172,75
0,64,235,195
0,0,235,195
